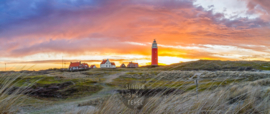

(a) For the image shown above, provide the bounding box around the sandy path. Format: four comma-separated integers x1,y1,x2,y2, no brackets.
104,71,126,83
19,83,115,114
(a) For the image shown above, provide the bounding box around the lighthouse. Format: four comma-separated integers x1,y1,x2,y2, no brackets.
151,39,158,66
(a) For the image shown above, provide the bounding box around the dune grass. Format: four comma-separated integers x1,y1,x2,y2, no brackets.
68,69,270,114
89,80,270,114
2,62,270,113
0,72,35,113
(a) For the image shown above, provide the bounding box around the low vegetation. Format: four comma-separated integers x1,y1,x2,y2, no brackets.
166,60,270,71
0,74,103,100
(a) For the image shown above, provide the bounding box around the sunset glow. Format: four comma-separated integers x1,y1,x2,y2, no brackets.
1,0,270,70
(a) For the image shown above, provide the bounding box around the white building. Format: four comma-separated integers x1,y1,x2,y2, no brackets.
100,59,116,68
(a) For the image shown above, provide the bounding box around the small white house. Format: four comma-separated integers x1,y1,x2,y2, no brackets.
100,59,116,68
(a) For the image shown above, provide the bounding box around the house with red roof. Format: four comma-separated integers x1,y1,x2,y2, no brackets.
82,63,89,69
100,59,116,68
127,62,139,68
120,63,126,68
69,61,89,71
90,65,96,68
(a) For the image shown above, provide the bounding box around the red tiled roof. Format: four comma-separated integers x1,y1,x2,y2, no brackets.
101,59,115,65
82,63,88,65
101,59,108,64
69,62,81,68
90,65,95,68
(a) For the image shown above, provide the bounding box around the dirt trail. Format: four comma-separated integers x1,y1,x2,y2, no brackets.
19,83,115,114
104,71,126,83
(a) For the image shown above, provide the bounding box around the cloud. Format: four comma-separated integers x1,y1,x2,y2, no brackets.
125,42,147,46
7,59,128,64
245,0,270,21
0,0,270,63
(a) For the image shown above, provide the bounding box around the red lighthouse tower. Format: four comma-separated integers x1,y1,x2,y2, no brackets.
151,39,158,66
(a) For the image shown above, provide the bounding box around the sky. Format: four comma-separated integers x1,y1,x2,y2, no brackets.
0,0,270,71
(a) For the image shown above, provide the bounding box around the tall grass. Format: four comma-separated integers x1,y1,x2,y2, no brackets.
75,70,270,114
0,71,38,113
2,69,270,113
90,82,270,114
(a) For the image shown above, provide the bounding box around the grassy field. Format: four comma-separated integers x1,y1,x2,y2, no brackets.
1,60,270,113
165,60,270,71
